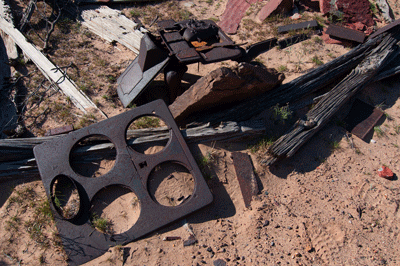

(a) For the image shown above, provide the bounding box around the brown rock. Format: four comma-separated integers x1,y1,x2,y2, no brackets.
377,166,394,180
169,63,285,125
258,0,293,21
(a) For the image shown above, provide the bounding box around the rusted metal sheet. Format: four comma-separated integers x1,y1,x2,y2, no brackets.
33,100,213,265
326,24,365,43
344,98,385,141
277,20,318,34
44,125,74,136
231,152,259,208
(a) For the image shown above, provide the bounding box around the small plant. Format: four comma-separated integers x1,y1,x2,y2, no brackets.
133,116,160,129
278,65,288,72
312,55,323,65
92,214,113,234
394,125,400,134
206,0,213,4
313,36,323,44
327,52,336,59
273,103,292,123
374,126,384,137
330,140,340,150
249,137,275,153
130,9,141,17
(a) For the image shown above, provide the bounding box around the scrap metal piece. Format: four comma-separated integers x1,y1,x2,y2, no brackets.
326,24,365,43
245,38,277,61
33,100,213,265
277,20,319,34
344,98,385,141
231,152,259,208
117,33,170,107
278,33,309,49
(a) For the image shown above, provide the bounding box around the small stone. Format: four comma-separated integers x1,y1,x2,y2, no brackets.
213,259,227,266
183,235,198,247
377,166,394,180
263,220,270,227
207,247,213,253
183,2,195,8
287,226,292,230
271,241,275,246
370,139,376,144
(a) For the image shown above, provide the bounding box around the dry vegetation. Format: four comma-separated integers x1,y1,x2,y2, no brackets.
1,0,400,265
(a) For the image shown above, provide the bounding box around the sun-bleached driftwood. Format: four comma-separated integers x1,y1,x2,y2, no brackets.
0,120,265,181
262,30,400,165
0,0,18,59
80,6,146,54
0,16,107,117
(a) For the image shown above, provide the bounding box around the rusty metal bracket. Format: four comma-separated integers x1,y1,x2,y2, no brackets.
33,100,213,265
231,152,259,208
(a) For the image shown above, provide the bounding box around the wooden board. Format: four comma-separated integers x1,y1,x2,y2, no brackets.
0,16,106,117
80,6,146,54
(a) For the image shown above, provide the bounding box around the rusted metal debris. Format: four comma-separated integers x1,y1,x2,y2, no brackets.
277,20,319,34
33,100,213,265
344,98,385,142
231,152,259,208
326,24,366,43
117,19,243,107
278,33,310,49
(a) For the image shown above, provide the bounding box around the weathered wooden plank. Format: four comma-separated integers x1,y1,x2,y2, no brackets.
0,0,18,59
0,16,107,117
263,30,400,165
80,6,146,54
0,120,265,181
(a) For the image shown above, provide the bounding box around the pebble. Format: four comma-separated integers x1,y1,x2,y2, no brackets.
370,139,376,144
271,241,275,246
183,1,195,8
263,220,270,227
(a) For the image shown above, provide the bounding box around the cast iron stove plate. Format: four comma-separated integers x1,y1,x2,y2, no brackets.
33,100,213,265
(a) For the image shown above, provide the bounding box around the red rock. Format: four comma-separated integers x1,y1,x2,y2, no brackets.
319,0,333,15
258,0,293,21
321,28,352,46
299,0,320,11
349,22,366,31
377,166,394,180
219,0,262,34
336,0,374,27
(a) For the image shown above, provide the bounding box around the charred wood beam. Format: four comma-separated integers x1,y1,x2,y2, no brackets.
190,35,382,126
262,29,400,165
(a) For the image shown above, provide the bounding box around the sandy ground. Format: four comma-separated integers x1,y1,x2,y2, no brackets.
1,0,400,265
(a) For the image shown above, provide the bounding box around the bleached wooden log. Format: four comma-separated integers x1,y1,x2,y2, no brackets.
0,121,265,181
80,6,146,54
0,0,18,59
0,16,107,117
